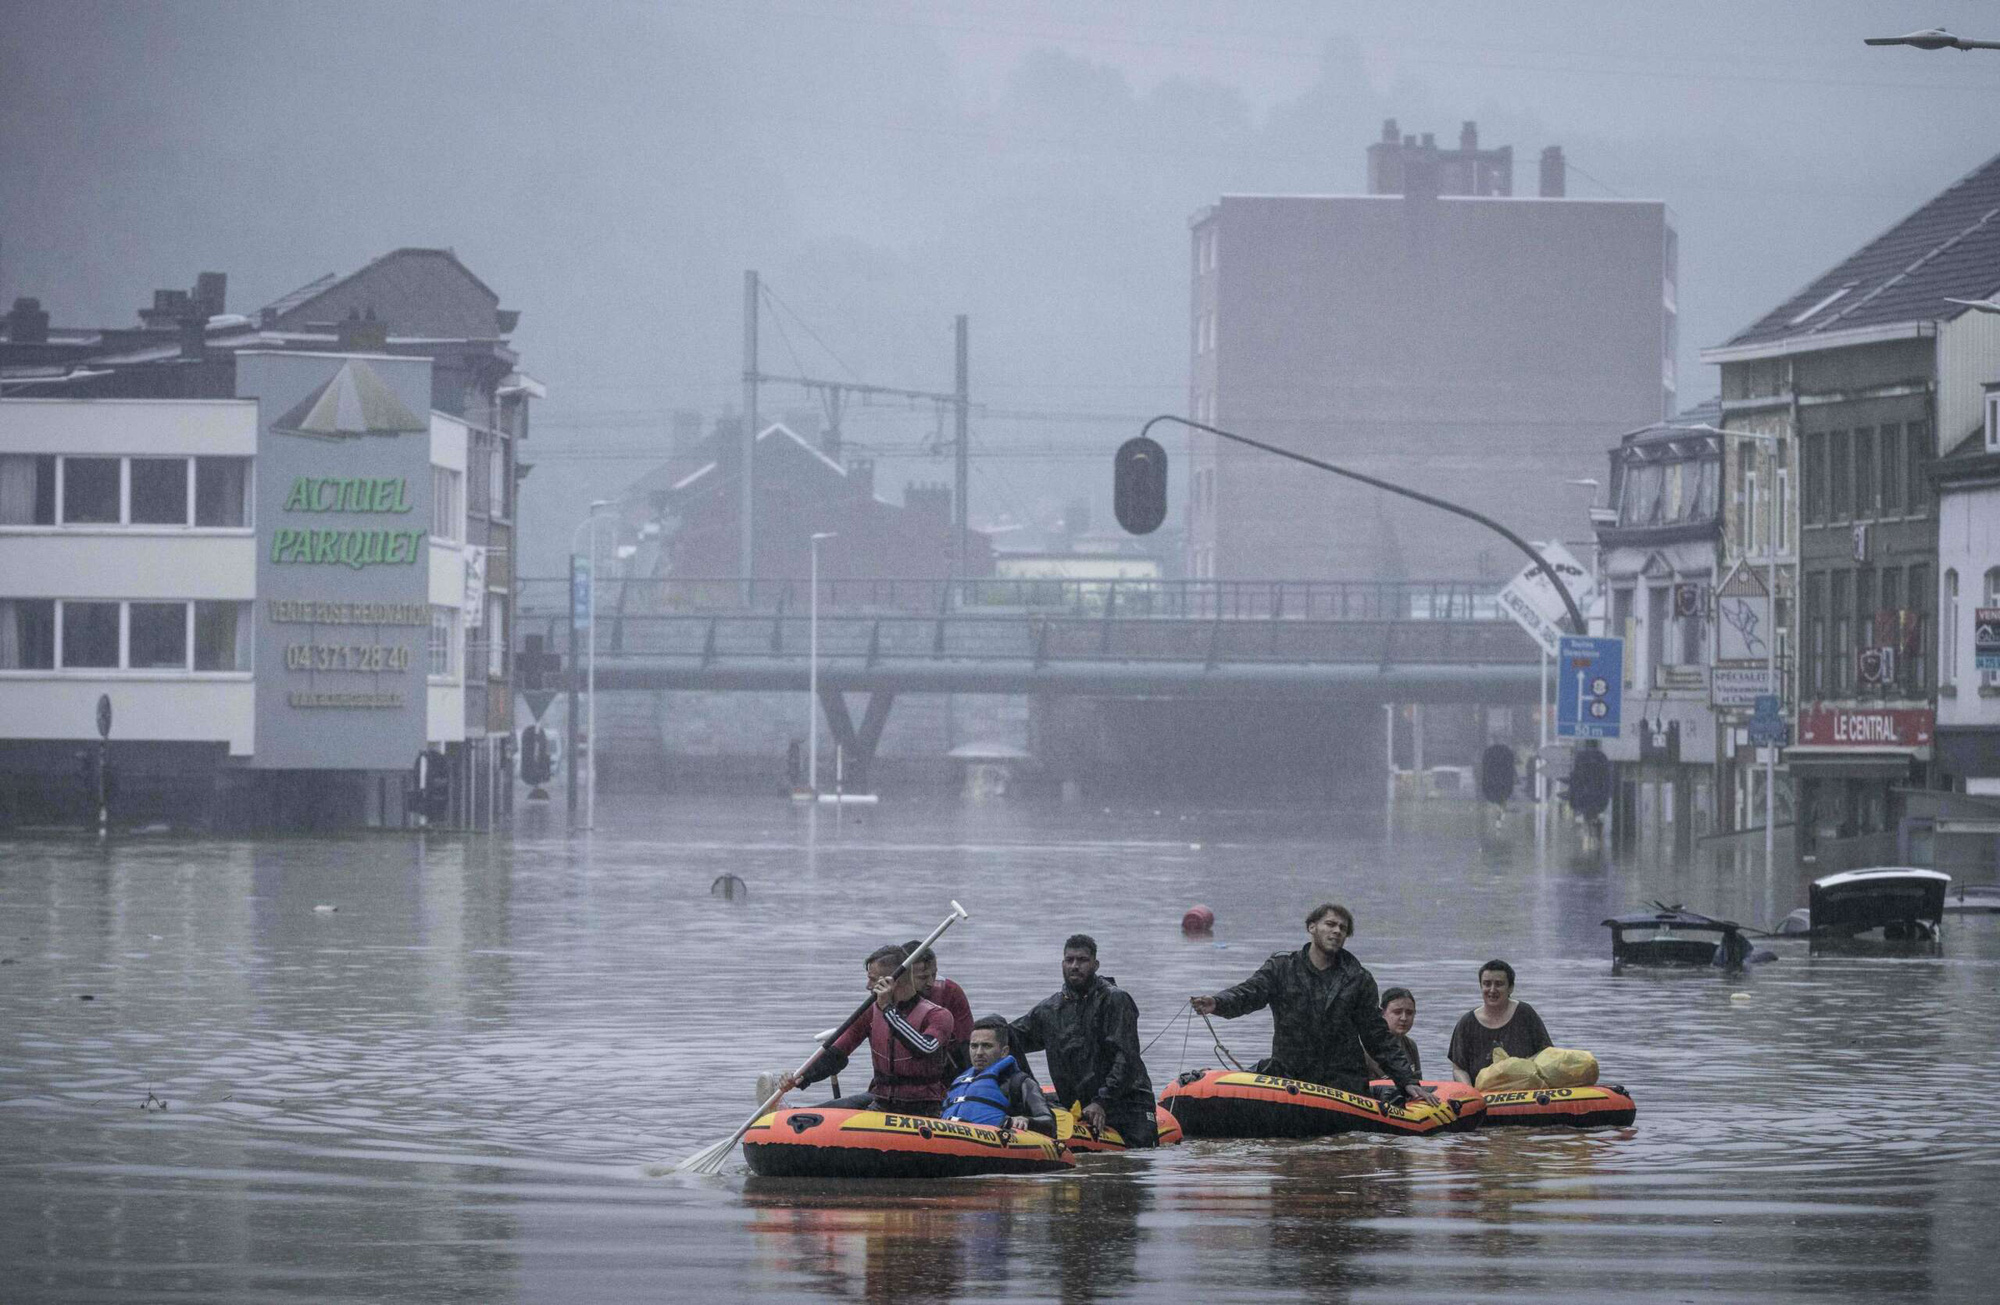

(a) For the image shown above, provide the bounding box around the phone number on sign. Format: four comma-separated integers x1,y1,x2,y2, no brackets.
285,643,414,672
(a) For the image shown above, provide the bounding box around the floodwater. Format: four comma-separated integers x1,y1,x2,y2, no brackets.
2,795,1996,1303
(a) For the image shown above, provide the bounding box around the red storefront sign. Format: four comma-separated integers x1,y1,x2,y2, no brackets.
1795,705,1934,748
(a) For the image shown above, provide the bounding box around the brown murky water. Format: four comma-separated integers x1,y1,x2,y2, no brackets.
3,796,1995,1301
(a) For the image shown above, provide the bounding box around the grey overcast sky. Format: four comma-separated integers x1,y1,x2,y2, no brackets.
4,1,1996,560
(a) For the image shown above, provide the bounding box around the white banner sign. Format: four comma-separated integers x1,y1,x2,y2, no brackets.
1497,541,1594,656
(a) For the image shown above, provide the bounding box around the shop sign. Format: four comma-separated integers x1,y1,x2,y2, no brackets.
1795,705,1934,749
1711,666,1777,708
244,352,433,771
1977,608,2000,673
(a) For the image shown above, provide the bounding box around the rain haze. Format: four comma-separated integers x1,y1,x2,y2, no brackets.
7,5,2000,1302
5,1,1998,564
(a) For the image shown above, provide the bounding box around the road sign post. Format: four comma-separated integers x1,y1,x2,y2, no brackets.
1556,635,1623,740
94,693,111,838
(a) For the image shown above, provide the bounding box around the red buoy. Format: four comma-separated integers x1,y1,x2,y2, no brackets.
1181,904,1215,935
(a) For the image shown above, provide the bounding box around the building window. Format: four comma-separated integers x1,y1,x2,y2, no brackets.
1830,571,1851,694
61,457,121,524
1803,433,1825,523
1681,586,1705,665
1907,421,1932,514
468,437,491,517
0,455,57,525
1909,562,1930,691
1647,585,1669,682
1878,425,1902,515
489,437,509,520
432,467,462,543
1828,431,1850,519
485,596,506,678
429,605,458,678
1807,572,1826,697
1942,569,1959,689
0,598,55,668
194,601,251,671
194,457,250,527
1852,428,1874,519
129,458,190,526
127,601,187,669
60,600,120,668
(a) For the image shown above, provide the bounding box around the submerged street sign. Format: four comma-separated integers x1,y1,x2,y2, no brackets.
1556,634,1623,740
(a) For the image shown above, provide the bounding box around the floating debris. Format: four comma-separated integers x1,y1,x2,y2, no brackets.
710,875,748,902
78,994,95,1001
141,1092,168,1112
313,904,338,914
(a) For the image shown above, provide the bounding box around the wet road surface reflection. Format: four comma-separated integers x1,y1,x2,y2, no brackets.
1,795,1995,1301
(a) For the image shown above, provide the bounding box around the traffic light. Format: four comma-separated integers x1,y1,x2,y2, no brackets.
1113,435,1168,535
1567,746,1611,819
1477,744,1517,805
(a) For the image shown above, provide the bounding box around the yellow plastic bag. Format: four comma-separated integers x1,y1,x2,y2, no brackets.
1532,1047,1599,1088
1473,1047,1545,1092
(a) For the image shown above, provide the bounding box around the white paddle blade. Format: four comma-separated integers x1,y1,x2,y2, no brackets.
950,899,968,920
677,1137,738,1174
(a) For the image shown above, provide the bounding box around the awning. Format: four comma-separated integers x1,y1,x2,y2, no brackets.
1784,748,1924,780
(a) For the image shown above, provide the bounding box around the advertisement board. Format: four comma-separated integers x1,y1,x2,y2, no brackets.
1794,705,1934,749
241,352,433,771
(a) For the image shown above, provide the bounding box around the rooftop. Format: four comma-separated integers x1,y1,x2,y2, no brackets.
1712,150,2000,355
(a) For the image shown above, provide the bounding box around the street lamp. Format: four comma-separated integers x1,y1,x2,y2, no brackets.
1864,28,2000,51
571,499,614,831
807,532,837,798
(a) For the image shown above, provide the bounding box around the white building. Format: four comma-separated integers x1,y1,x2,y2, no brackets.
0,356,477,829
1935,382,2000,798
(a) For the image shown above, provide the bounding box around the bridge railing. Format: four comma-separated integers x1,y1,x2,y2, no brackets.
517,576,1507,625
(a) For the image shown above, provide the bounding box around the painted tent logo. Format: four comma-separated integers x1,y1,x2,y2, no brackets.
271,358,429,441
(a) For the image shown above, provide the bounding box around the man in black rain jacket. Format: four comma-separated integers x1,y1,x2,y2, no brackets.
1011,934,1158,1146
1192,903,1438,1104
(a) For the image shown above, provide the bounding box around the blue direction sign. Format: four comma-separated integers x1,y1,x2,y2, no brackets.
1747,693,1788,746
1556,635,1623,740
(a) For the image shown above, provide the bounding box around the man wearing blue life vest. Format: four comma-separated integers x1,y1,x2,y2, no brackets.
941,1015,1058,1137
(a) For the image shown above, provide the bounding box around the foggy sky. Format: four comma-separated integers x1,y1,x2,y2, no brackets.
4,1,1997,573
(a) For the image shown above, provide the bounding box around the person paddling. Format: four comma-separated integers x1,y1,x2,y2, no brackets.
904,937,974,1069
1191,904,1438,1106
1010,934,1158,1146
940,1015,1058,1137
779,944,956,1116
1446,959,1552,1086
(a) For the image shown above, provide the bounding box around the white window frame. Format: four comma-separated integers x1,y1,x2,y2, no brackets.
6,599,254,676
25,454,252,532
485,596,506,679
432,466,462,543
429,605,459,680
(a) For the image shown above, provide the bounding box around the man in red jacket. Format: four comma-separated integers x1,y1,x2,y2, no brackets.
780,944,956,1116
904,937,973,1070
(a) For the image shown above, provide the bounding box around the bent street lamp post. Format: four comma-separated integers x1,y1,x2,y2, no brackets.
1135,415,1588,632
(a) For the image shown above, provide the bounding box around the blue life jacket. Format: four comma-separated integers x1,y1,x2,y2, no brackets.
941,1055,1018,1126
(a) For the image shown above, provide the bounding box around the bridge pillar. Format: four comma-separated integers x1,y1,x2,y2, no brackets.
816,688,895,790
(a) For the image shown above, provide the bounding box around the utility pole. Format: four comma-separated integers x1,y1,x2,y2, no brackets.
741,270,759,604
954,314,969,579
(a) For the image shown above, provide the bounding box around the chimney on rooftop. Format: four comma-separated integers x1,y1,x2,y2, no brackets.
1539,145,1566,197
337,306,389,352
6,297,50,344
193,272,226,318
139,288,191,331
1460,121,1478,152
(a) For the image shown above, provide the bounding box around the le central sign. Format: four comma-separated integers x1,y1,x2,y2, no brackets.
1795,705,1934,749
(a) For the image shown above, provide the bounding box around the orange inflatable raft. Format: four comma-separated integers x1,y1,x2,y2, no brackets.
1047,1098,1184,1153
1160,1069,1485,1139
1471,1083,1637,1129
741,1108,1075,1179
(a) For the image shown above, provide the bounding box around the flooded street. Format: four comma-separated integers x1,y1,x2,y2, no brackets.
3,795,1997,1302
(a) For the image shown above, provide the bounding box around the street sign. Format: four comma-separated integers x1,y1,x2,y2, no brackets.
1556,635,1623,740
1497,541,1594,656
95,694,112,740
571,558,592,631
1711,666,1777,708
1978,607,2000,672
1747,693,1787,746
